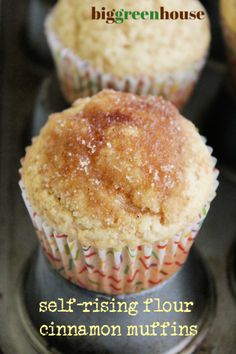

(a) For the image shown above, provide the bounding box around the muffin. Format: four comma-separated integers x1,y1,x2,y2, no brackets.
20,90,218,294
45,0,210,108
220,0,236,85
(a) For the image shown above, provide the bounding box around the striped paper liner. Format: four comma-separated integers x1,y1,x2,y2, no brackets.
19,149,218,295
45,9,208,109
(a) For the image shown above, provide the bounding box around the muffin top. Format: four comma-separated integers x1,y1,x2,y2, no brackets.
221,0,236,31
22,90,216,249
49,0,210,78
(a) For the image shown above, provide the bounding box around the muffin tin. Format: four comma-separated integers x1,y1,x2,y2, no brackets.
19,247,216,354
1,60,234,354
22,0,55,66
1,1,236,353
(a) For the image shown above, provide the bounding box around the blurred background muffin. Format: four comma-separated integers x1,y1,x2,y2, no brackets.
20,90,218,295
220,0,236,85
45,0,210,108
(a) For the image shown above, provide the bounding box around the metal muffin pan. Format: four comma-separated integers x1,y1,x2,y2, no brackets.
4,62,235,354
1,1,236,350
19,247,216,354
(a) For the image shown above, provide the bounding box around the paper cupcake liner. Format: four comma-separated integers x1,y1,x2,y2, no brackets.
19,149,218,295
45,10,207,109
221,17,236,84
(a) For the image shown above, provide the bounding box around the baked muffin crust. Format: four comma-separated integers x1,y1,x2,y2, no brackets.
22,90,215,249
51,0,210,78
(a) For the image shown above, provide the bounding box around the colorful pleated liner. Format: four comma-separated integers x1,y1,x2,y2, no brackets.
19,155,218,295
45,9,208,109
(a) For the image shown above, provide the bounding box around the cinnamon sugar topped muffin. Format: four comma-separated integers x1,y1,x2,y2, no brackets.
46,0,210,107
52,0,210,77
21,90,215,250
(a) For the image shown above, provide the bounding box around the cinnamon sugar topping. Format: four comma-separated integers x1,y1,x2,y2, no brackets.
37,90,185,222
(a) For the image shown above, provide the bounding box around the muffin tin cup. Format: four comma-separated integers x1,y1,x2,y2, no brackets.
221,17,236,85
45,10,207,109
19,151,219,295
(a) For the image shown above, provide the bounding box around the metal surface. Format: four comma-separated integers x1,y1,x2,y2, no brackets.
228,240,236,301
32,74,67,136
202,77,236,170
1,1,236,353
22,0,55,66
1,72,236,354
19,247,216,354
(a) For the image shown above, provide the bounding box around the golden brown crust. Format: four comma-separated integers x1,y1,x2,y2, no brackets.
22,90,216,249
51,0,210,77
